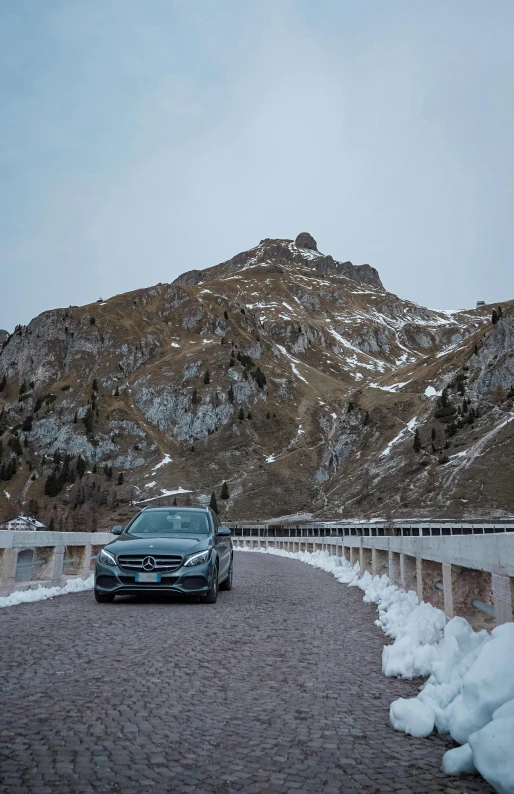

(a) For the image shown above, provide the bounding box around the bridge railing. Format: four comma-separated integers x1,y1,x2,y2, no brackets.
229,522,514,537
0,530,113,597
232,533,514,629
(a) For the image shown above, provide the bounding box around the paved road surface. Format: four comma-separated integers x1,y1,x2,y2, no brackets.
0,551,492,794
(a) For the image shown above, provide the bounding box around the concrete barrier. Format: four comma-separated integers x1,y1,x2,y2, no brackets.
233,534,514,628
0,530,112,597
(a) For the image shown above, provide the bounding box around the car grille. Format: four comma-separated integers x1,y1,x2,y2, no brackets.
117,554,183,572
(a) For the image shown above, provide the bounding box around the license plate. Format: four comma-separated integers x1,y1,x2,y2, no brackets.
135,573,161,583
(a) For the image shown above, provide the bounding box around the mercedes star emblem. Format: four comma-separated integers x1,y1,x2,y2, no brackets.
142,556,156,571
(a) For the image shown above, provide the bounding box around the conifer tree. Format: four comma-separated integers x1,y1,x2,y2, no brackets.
210,491,219,514
77,455,86,479
247,410,252,419
238,406,245,420
220,481,229,499
0,374,6,392
224,310,229,320
492,309,499,325
227,385,234,403
204,370,211,384
117,472,124,486
44,470,60,497
192,388,199,405
413,428,422,453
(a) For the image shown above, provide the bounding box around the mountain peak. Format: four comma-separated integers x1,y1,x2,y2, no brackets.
173,234,384,290
295,232,318,250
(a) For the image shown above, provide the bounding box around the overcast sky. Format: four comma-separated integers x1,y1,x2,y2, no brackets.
1,0,513,331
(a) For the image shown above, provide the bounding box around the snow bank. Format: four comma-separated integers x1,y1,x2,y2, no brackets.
240,546,514,793
0,575,93,608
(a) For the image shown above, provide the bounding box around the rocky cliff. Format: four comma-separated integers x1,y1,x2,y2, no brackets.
0,235,512,529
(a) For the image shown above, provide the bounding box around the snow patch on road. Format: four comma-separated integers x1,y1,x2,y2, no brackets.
0,575,94,609
239,547,514,793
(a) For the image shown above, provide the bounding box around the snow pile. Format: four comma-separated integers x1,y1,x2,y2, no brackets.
0,575,94,608
240,545,514,793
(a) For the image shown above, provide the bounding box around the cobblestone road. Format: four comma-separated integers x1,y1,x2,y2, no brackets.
0,551,492,794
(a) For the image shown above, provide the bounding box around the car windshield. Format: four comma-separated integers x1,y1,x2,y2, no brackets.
126,510,210,536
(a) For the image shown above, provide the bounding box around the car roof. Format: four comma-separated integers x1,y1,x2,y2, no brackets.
141,506,210,512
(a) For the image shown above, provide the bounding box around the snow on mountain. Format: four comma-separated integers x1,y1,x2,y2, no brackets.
0,233,512,526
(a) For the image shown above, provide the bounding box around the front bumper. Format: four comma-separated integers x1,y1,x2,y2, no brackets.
94,557,214,596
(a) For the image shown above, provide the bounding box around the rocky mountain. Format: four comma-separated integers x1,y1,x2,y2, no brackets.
0,330,9,346
0,233,513,529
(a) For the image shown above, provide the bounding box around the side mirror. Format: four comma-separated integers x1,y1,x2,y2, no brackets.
217,526,231,536
111,525,123,535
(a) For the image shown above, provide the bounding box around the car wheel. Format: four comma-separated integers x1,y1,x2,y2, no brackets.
94,590,115,603
219,557,233,591
204,566,218,604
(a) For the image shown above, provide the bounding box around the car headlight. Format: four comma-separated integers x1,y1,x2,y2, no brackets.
98,549,117,566
184,549,211,567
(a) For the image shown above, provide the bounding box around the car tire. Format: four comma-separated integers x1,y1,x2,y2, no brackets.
204,566,218,604
94,590,115,603
219,557,233,591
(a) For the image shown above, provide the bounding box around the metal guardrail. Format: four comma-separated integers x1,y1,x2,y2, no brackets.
229,523,514,538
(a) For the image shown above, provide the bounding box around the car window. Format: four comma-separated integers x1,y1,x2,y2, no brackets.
126,510,210,536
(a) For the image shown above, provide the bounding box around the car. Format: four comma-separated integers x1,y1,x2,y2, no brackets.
94,506,233,604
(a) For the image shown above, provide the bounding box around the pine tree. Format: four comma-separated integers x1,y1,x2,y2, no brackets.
48,516,55,531
247,410,252,419
210,491,219,514
474,343,478,355
115,386,119,397
238,406,245,421
254,367,266,388
227,385,234,403
0,374,6,392
224,310,229,320
192,388,199,405
492,309,499,325
44,470,60,497
77,455,86,479
431,427,436,441
363,411,369,427
8,435,23,456
413,428,422,453
92,378,98,392
90,316,96,325
83,407,94,434
498,305,503,318
204,370,211,384
220,481,229,499
73,412,78,423
117,472,124,486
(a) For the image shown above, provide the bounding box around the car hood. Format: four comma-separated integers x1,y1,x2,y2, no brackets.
106,534,211,557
